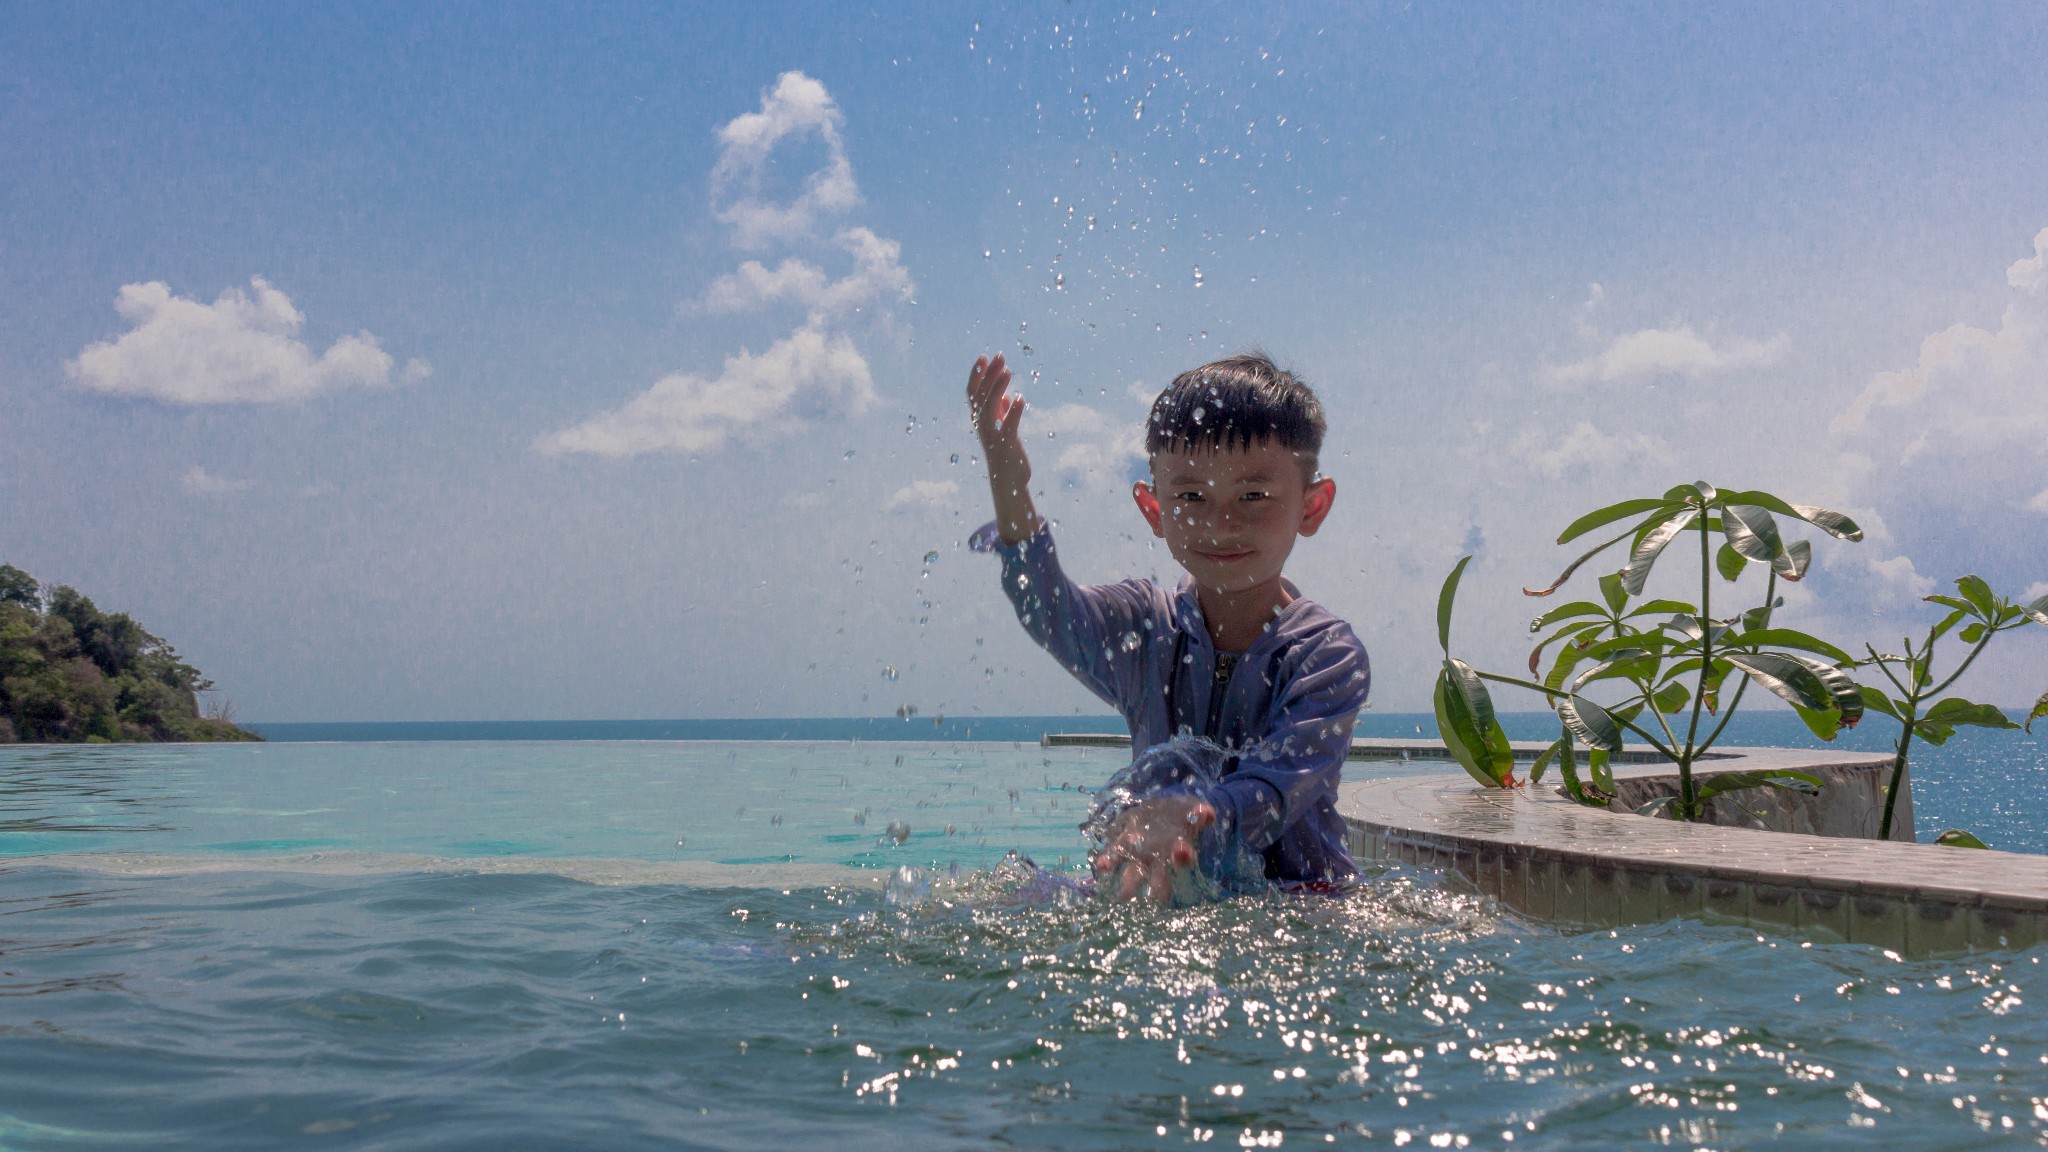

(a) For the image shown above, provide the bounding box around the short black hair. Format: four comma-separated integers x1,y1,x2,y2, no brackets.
1144,351,1326,480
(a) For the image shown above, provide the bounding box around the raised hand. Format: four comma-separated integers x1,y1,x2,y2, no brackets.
964,353,1042,545
966,353,1026,463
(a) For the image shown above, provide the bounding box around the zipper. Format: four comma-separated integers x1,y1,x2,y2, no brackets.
1205,652,1239,744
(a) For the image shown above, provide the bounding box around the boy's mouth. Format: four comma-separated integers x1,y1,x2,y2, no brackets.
1193,547,1254,564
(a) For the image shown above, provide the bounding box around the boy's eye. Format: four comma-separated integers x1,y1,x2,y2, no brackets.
1174,490,1205,502
1240,490,1269,502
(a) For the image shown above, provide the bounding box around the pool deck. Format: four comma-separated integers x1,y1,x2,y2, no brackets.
1043,732,2047,953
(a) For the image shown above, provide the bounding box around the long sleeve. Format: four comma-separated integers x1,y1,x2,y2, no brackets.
995,525,1165,716
1207,627,1370,856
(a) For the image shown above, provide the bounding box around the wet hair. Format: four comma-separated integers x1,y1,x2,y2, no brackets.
1144,351,1325,481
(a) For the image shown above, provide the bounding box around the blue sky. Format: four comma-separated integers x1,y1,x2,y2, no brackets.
3,3,2045,721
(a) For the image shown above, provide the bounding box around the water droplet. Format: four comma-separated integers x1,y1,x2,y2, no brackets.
881,665,900,681
885,820,912,845
1086,215,1097,230
923,550,940,565
843,449,856,460
1134,100,1144,121
1192,405,1206,423
949,453,959,465
1192,266,1204,288
1120,631,1141,652
1015,573,1030,589
1053,272,1064,290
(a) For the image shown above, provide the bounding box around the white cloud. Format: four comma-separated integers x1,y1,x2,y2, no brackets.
546,73,911,459
1863,552,1936,598
710,71,859,247
1517,420,1666,479
181,466,249,496
1031,403,1147,488
2022,581,2048,604
2027,490,2048,515
2008,227,2048,294
886,479,960,511
1547,325,1787,386
68,278,423,405
1833,234,2048,439
538,323,873,457
699,227,911,317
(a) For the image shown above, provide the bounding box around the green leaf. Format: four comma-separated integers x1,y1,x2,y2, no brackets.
1716,542,1748,582
1793,704,1843,741
2023,594,2048,628
1635,795,1680,819
1727,627,1857,666
1436,555,1472,653
1959,622,1986,644
1527,619,1607,676
1624,598,1699,619
1718,491,1864,541
1686,480,1719,504
1529,601,1608,633
1720,504,1784,562
1934,829,1989,849
1556,498,1680,545
1927,609,1966,645
1587,747,1615,791
1957,575,1997,618
1912,720,1955,746
1924,594,1974,615
1770,539,1813,582
2028,690,2048,734
1530,733,1567,784
1856,684,1904,723
1558,694,1623,751
1652,680,1690,714
1723,652,1832,712
1571,649,1660,693
1923,697,2020,730
1435,659,1516,786
1696,769,1825,802
1618,509,1701,596
1524,526,1639,598
1599,571,1627,614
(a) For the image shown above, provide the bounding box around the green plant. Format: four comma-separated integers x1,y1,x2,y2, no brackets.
1434,481,1865,819
1856,577,2048,842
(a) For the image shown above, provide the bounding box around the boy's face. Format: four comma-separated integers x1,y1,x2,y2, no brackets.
1131,439,1337,596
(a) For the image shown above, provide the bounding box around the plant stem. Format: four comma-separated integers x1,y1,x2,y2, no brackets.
1876,629,1998,841
1677,517,1714,815
1693,569,1779,758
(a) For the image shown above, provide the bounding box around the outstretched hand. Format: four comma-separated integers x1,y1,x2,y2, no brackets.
1091,794,1217,904
965,353,1041,545
966,354,1027,463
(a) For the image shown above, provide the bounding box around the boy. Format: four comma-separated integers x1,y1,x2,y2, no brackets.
966,350,1370,903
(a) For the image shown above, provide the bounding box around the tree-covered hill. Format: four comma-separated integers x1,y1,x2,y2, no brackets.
0,564,258,743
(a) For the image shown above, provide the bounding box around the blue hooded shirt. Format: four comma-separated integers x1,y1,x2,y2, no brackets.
994,525,1370,885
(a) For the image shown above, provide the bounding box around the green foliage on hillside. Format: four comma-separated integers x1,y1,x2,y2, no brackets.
0,563,258,744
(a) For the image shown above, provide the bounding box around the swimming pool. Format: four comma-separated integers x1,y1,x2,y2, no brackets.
2,730,2044,1149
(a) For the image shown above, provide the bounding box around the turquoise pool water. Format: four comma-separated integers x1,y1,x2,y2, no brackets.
2,720,2045,1149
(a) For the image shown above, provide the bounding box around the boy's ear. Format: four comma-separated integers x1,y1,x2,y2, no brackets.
1297,477,1337,537
1131,481,1166,537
